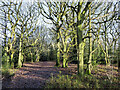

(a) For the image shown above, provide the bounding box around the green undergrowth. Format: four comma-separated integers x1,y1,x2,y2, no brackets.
2,64,17,79
46,71,118,88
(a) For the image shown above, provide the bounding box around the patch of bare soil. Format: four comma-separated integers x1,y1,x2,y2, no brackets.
2,61,119,88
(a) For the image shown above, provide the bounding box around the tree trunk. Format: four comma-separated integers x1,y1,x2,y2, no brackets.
36,50,40,62
18,37,22,68
10,51,14,68
62,52,67,68
92,41,96,63
77,1,85,76
62,56,66,68
87,6,92,75
72,9,77,62
105,29,109,65
62,35,68,68
118,43,120,73
47,49,50,61
56,30,61,67
56,48,60,67
4,46,9,66
104,11,110,66
30,51,33,63
77,41,85,76
65,61,68,67
114,41,116,64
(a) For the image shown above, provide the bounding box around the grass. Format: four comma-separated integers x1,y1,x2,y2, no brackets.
46,74,118,88
46,65,119,89
2,64,17,79
46,73,100,88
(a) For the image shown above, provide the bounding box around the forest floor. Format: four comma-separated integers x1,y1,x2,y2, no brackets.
2,61,119,88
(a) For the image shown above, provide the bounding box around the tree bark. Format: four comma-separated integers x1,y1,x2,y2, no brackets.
18,37,22,68
77,1,91,76
56,30,61,67
87,6,92,75
62,44,67,68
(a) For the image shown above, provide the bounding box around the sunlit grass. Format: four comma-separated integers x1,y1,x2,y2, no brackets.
2,64,17,79
46,65,119,88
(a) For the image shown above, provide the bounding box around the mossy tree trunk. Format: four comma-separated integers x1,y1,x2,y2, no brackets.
56,29,61,67
77,1,91,76
118,1,120,72
104,17,110,66
18,36,23,68
3,13,9,66
62,43,67,68
7,1,22,68
36,50,40,62
87,5,92,75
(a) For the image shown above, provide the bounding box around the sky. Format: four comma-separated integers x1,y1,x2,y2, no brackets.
0,0,53,45
9,0,120,2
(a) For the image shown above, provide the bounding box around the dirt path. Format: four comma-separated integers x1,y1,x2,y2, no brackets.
2,61,77,88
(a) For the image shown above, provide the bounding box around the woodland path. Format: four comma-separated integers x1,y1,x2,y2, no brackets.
2,61,77,88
